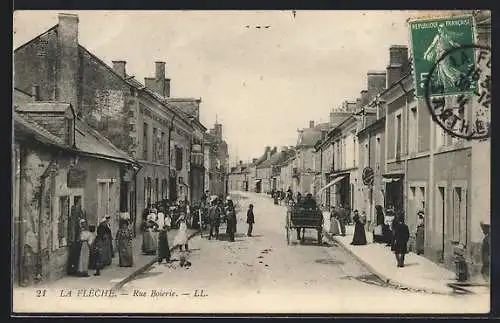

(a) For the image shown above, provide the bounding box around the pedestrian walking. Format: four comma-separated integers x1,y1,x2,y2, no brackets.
76,219,92,277
480,221,490,282
247,204,255,236
393,215,410,268
350,210,367,246
173,214,189,251
116,219,133,267
157,224,171,264
415,210,425,255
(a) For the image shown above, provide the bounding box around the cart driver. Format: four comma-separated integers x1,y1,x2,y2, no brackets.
302,193,317,209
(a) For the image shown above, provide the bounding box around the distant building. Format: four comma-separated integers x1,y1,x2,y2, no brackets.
204,122,229,197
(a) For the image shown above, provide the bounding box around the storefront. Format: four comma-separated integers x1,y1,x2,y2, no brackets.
382,173,404,214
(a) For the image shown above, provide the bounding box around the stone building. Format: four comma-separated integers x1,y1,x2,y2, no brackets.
228,161,251,192
204,122,229,197
13,89,138,286
13,13,205,235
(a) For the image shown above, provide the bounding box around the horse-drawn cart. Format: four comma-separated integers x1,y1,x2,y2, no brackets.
285,205,323,245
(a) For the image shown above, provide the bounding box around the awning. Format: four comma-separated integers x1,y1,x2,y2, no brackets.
382,172,403,183
382,177,400,183
318,175,347,193
255,179,262,183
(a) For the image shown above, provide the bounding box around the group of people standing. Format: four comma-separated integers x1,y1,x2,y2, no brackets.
67,199,134,277
141,199,191,265
204,195,239,241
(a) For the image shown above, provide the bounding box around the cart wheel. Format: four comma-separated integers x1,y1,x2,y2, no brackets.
286,226,290,245
317,229,322,245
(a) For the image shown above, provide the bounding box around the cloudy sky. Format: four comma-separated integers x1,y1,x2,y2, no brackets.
13,10,423,163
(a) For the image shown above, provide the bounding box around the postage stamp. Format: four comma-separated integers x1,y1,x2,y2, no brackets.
409,15,491,140
424,44,491,140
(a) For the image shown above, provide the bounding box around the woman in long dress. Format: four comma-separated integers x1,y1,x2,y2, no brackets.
329,212,340,236
157,224,171,264
373,205,385,243
415,211,425,255
351,210,367,246
116,219,134,267
173,215,189,251
97,216,113,267
76,219,93,277
142,214,158,255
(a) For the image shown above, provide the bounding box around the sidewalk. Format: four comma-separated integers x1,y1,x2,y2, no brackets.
322,212,489,295
14,228,198,293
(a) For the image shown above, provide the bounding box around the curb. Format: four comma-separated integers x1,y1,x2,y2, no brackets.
111,230,200,291
322,229,452,295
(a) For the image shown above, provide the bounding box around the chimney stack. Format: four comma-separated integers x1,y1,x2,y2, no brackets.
165,79,171,98
31,85,39,102
360,90,369,106
309,120,315,128
386,45,409,88
367,71,387,98
56,13,79,113
155,61,165,81
112,61,127,78
252,158,258,164
239,160,243,165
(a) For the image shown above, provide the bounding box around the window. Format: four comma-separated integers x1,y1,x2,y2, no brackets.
143,122,149,160
144,177,147,205
375,137,381,171
418,187,426,210
155,178,159,203
395,113,402,158
353,136,357,167
452,186,468,244
435,123,446,149
364,143,369,168
57,196,70,249
161,132,165,163
152,128,157,162
175,146,183,171
409,106,418,153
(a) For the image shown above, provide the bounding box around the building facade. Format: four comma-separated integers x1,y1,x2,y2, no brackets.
204,123,229,197
13,91,138,287
13,13,206,235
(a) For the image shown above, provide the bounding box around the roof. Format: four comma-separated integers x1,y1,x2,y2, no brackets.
74,119,136,164
15,102,73,114
14,109,138,166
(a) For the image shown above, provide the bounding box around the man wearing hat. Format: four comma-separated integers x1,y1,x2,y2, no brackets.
208,197,220,240
415,210,425,255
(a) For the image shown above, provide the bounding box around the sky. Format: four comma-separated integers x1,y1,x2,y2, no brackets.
13,10,424,164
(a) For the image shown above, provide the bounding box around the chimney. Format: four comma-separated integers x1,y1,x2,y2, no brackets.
112,61,126,78
386,45,409,88
360,90,369,106
282,146,288,152
355,97,362,110
31,85,39,102
56,13,79,113
309,120,315,128
239,160,243,165
165,78,171,98
367,71,387,98
252,158,258,164
389,45,409,66
155,61,165,81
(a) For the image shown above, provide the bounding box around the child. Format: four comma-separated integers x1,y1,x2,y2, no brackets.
88,225,102,276
157,224,171,264
247,204,255,237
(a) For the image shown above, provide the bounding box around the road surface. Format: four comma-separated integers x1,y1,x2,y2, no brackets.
115,191,489,314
